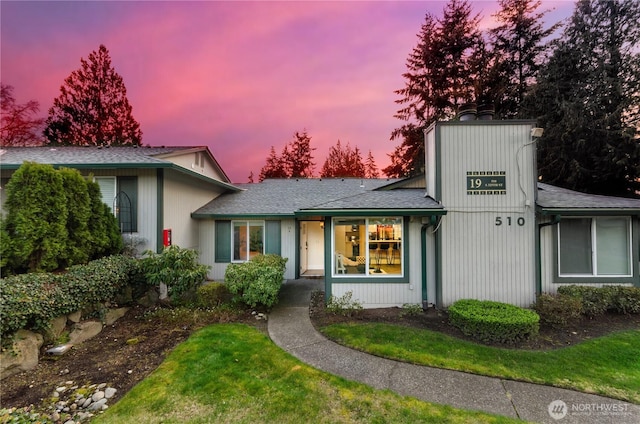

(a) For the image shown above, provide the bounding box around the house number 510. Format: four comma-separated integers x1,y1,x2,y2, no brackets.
495,216,525,226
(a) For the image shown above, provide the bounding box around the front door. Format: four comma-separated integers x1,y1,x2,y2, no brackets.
300,221,324,276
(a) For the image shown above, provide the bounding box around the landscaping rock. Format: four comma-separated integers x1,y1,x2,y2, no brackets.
105,307,129,326
0,330,44,379
49,315,68,339
67,311,82,323
69,321,103,345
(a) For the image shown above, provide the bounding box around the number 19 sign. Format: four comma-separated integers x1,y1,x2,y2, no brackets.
467,171,506,195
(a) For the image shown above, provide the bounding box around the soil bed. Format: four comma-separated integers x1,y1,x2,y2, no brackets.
309,291,640,350
3,293,639,415
0,304,266,411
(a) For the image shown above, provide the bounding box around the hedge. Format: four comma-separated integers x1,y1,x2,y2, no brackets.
448,299,540,344
225,254,287,308
557,285,640,317
0,255,138,340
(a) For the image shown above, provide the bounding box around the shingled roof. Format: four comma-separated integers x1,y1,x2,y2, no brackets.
0,146,239,192
537,183,640,214
192,178,444,218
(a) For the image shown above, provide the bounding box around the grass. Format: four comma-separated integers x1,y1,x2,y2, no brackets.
321,323,640,403
94,324,518,424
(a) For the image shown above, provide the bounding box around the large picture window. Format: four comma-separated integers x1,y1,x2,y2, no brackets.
233,221,264,262
558,217,632,277
333,217,403,277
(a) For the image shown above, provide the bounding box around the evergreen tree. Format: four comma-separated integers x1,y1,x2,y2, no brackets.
59,168,92,267
44,45,142,146
3,162,68,272
523,0,640,196
259,146,288,181
0,83,44,146
365,150,380,178
491,0,560,118
320,140,365,178
283,130,316,178
387,0,481,177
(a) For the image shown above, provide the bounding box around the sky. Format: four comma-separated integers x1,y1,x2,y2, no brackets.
1,1,575,183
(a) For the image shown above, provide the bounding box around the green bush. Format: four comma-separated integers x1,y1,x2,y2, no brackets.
400,303,424,317
197,283,231,308
558,285,640,316
59,167,92,268
532,293,582,328
86,178,123,260
326,291,363,317
0,255,137,340
141,246,210,301
225,254,287,308
448,299,539,344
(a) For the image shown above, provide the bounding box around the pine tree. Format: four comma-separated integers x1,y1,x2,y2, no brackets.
523,0,640,196
365,150,380,178
259,146,288,181
283,130,316,178
491,0,560,118
44,45,142,146
320,140,365,178
0,83,44,146
387,0,481,177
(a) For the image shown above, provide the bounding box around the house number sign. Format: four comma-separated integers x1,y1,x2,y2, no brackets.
466,171,506,195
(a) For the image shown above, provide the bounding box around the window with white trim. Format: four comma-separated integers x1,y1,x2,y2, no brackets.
558,217,632,277
333,217,403,277
233,221,264,262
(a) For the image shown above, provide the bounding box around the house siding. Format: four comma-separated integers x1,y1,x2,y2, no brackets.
430,122,537,307
163,169,225,251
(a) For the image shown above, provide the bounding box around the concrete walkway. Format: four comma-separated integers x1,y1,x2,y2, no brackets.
267,279,640,424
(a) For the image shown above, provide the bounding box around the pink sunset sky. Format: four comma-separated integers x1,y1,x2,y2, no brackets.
1,1,575,183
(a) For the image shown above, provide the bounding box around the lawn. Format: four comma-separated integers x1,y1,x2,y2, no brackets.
321,323,640,403
94,324,518,424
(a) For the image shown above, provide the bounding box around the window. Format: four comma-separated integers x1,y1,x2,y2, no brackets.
558,217,632,277
95,176,138,232
333,217,403,277
233,221,264,262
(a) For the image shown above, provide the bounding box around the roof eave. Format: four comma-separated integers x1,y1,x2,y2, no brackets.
296,208,447,217
537,207,640,216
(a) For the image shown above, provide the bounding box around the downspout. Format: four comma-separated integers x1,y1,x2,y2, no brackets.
421,215,438,309
536,214,561,296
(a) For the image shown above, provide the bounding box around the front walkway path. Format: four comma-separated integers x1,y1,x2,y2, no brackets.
267,279,640,424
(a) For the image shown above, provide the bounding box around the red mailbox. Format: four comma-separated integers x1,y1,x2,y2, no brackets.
163,229,172,247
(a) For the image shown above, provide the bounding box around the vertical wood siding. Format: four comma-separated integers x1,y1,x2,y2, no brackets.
280,219,297,279
436,123,537,307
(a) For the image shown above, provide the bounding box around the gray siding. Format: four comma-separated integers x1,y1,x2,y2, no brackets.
431,122,537,307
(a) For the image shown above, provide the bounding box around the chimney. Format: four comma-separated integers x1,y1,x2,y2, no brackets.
457,102,477,121
477,104,495,120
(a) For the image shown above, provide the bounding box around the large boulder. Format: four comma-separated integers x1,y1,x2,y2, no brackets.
0,330,44,379
105,307,129,326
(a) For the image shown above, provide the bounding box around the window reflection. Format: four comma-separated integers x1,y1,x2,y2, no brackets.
333,217,402,277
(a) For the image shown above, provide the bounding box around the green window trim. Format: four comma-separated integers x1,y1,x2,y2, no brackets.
215,220,281,263
553,216,639,285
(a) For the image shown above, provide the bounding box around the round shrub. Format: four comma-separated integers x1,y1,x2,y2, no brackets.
448,299,539,344
197,282,231,308
532,293,582,328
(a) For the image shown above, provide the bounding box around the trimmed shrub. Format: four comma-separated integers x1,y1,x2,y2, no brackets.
86,179,123,260
0,255,137,340
448,299,539,344
225,254,287,308
326,291,363,317
558,285,640,316
141,246,210,301
59,167,92,268
611,286,640,314
197,282,231,308
532,293,582,328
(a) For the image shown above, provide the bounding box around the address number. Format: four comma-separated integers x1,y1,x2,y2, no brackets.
495,217,525,226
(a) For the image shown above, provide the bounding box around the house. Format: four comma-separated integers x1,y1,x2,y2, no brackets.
0,146,239,254
2,120,638,309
